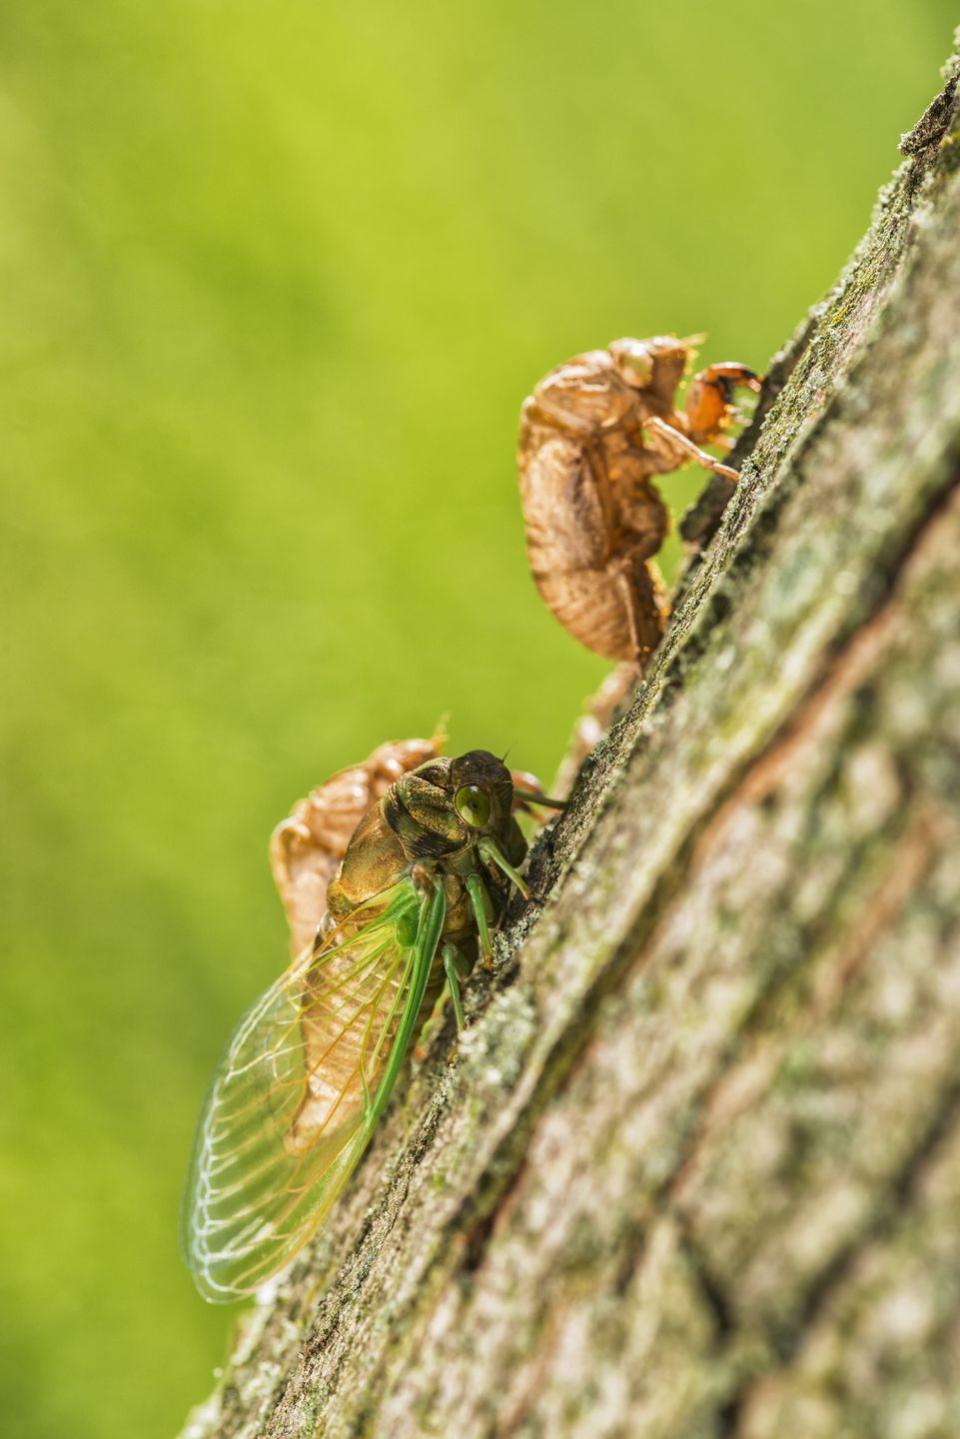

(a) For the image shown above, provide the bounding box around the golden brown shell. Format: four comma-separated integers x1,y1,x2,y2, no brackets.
518,337,757,664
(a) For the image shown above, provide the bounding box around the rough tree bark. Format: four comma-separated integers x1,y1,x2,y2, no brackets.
182,39,960,1439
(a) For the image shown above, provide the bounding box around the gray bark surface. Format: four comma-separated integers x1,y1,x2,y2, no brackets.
182,38,960,1439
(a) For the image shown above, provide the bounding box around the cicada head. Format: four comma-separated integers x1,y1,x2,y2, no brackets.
383,749,515,862
609,334,691,401
449,749,515,836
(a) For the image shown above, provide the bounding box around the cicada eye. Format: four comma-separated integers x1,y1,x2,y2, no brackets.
454,784,491,829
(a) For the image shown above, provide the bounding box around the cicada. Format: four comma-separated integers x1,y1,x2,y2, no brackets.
518,336,760,791
518,336,760,665
181,743,558,1302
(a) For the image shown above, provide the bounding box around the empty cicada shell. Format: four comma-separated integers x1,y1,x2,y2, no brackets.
518,336,760,666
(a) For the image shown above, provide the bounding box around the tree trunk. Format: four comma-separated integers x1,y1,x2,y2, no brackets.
182,39,960,1439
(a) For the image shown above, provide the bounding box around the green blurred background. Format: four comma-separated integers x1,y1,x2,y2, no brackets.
0,3,953,1436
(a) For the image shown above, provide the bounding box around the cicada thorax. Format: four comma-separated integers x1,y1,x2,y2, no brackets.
324,804,409,924
270,736,440,957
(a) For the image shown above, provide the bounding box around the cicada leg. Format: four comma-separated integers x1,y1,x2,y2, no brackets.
466,872,495,961
684,362,761,445
412,940,471,1058
644,415,740,483
442,942,468,1032
510,769,566,818
478,837,532,901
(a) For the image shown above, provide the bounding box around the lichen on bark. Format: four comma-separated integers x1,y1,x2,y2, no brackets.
182,35,960,1439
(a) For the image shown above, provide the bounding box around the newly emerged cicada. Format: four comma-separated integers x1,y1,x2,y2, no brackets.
181,742,557,1302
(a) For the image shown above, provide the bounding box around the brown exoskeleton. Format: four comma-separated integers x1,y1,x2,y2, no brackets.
518,336,760,665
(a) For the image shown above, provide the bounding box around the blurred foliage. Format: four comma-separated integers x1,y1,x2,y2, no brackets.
0,3,954,1436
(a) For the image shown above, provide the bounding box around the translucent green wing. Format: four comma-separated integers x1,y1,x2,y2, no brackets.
181,879,446,1302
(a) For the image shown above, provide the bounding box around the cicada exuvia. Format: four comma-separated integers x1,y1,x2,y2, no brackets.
181,742,558,1302
518,336,760,666
517,337,761,790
